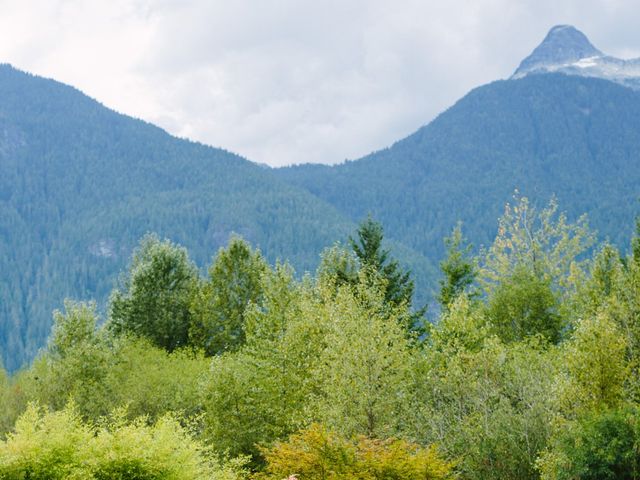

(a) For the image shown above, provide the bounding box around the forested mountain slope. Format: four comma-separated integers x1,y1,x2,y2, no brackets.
4,25,640,371
0,65,431,371
276,73,640,262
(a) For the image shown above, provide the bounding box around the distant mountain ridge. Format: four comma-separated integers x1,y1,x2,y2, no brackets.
3,25,640,371
277,73,640,257
276,26,640,286
513,25,640,89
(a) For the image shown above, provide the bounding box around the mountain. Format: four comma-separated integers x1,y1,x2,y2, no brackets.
276,27,640,276
0,65,437,372
4,25,640,370
513,25,640,89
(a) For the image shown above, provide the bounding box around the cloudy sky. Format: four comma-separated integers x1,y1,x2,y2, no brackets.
1,0,639,166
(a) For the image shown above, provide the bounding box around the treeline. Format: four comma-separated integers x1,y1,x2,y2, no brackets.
2,195,640,479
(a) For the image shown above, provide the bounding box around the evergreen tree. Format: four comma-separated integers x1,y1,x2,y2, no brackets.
349,216,415,308
344,216,425,331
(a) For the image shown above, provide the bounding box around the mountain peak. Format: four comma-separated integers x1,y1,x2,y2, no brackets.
514,25,601,77
512,25,640,89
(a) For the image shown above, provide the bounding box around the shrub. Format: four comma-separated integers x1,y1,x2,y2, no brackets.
538,408,640,480
258,423,453,480
0,403,247,480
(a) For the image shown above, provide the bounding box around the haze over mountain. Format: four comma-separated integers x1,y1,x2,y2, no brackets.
2,25,640,371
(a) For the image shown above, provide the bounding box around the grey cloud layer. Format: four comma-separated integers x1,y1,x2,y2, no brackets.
0,0,639,166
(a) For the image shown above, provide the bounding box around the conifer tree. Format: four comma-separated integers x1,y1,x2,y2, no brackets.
349,216,415,309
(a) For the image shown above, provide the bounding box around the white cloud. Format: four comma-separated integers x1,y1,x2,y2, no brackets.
0,0,639,166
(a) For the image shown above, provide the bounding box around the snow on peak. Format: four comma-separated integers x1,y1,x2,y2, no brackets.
512,25,640,90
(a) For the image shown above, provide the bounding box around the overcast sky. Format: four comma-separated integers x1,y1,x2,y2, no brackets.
1,1,639,166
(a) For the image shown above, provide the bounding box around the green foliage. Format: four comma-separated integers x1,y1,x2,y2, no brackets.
632,217,640,264
258,423,454,480
438,223,477,310
0,404,94,479
556,311,629,415
316,244,359,289
349,216,416,312
189,237,268,355
480,194,594,298
201,265,324,460
109,234,199,352
25,301,112,420
538,408,640,480
316,272,413,438
6,190,640,480
413,327,558,480
101,338,209,422
18,313,208,424
49,300,100,359
480,195,594,342
0,403,247,479
0,365,11,436
484,265,562,343
201,264,415,460
574,244,625,317
427,294,489,354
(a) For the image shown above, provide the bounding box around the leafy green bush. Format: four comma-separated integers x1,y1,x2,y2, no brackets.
0,404,247,480
538,408,640,480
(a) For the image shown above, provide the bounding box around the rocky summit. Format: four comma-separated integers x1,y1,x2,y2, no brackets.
513,25,640,89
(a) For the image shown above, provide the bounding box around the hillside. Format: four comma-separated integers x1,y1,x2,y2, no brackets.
0,65,437,371
276,73,640,263
4,25,640,371
276,26,640,257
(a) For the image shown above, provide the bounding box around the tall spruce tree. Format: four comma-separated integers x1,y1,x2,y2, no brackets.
348,217,424,327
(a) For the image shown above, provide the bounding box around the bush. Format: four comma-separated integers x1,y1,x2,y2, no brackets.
258,423,454,480
538,408,640,480
0,403,247,480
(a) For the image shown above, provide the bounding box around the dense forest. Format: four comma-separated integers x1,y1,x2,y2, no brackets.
0,64,436,372
4,66,640,374
277,74,640,260
2,195,640,479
